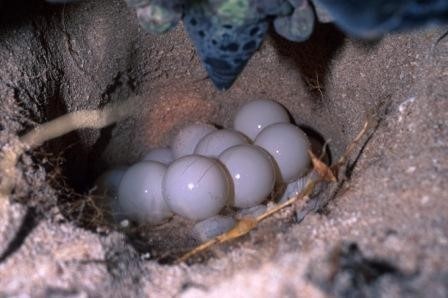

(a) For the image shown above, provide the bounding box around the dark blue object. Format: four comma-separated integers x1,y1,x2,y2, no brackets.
313,0,448,38
183,2,269,90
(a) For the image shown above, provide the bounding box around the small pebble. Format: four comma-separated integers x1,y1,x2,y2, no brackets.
120,219,130,228
140,252,151,260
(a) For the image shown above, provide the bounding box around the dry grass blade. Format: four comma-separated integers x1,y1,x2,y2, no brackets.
331,119,371,173
178,218,258,263
177,179,317,263
309,150,336,182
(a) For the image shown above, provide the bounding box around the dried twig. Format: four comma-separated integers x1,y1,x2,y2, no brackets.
331,119,370,173
178,178,318,263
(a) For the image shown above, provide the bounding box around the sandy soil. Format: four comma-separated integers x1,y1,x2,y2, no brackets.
0,0,447,297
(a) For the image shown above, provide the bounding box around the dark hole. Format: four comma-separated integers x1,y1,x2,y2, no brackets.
299,125,332,165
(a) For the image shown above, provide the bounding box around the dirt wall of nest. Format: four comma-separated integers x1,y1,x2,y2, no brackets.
0,0,447,297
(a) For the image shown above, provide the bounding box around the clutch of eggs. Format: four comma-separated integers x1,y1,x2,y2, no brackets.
96,99,313,227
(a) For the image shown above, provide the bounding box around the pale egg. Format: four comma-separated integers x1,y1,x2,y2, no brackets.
118,161,172,224
192,215,236,242
219,144,275,208
233,99,290,140
142,147,174,165
255,123,311,183
163,155,230,221
194,129,249,158
171,123,217,158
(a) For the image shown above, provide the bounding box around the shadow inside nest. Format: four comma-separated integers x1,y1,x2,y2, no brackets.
270,23,346,104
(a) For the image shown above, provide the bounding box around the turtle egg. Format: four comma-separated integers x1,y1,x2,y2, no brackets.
192,215,236,242
233,99,290,140
118,161,172,224
171,123,217,159
142,147,174,165
194,129,249,158
163,155,230,221
219,144,275,208
255,123,311,183
236,204,267,219
94,167,127,198
94,167,127,221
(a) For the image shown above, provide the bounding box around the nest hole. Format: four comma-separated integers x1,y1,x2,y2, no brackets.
42,104,334,263
11,11,361,264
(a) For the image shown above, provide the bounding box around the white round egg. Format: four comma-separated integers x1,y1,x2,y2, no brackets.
118,161,172,224
163,155,229,221
94,167,127,198
233,99,290,140
219,144,275,208
192,215,236,242
171,123,217,159
94,167,128,222
255,123,311,183
142,147,174,165
194,129,249,158
236,204,267,219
